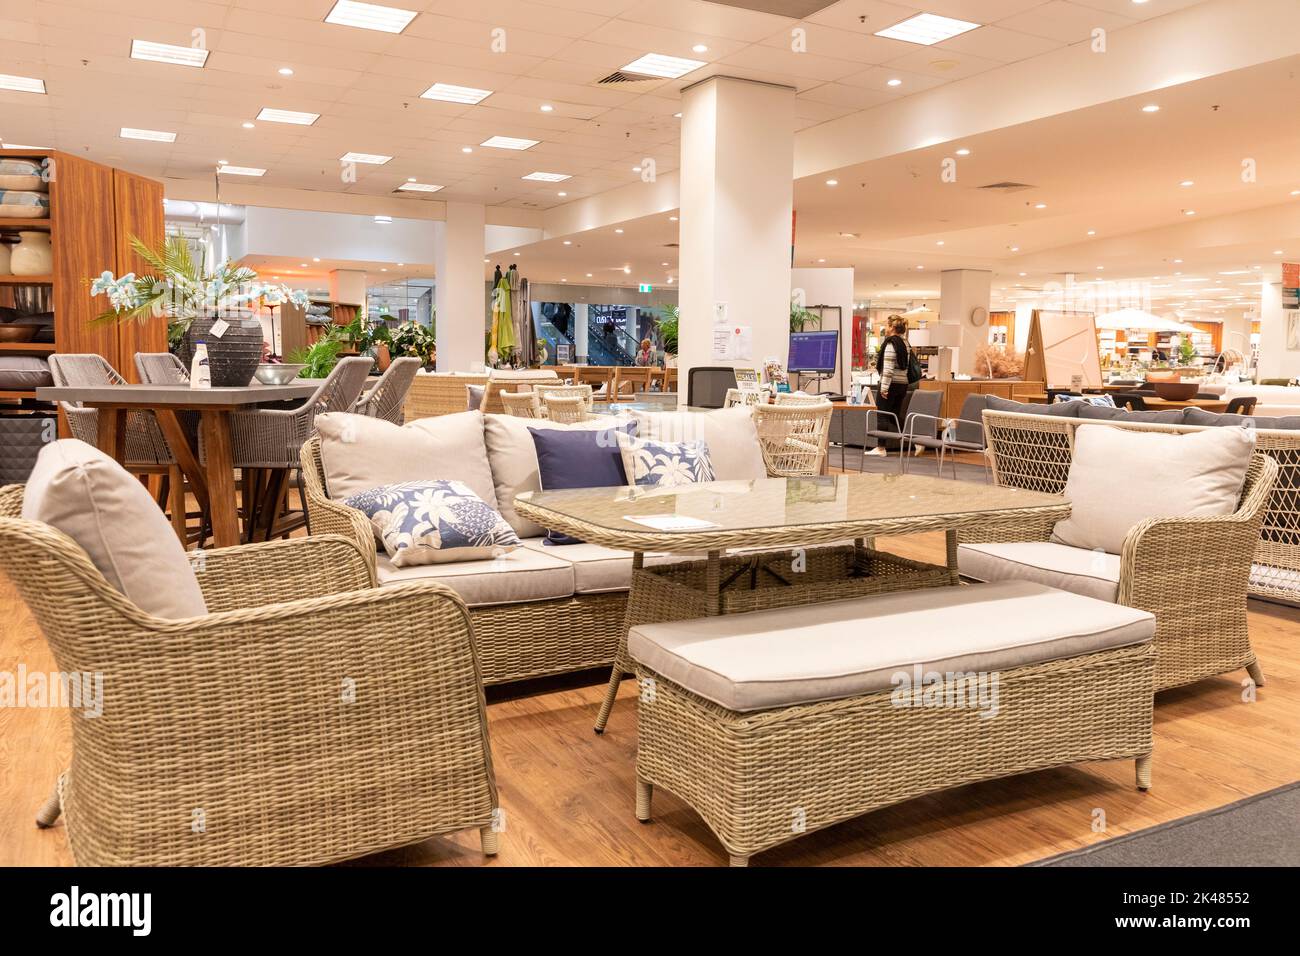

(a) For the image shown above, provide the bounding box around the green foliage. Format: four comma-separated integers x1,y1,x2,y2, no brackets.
289,338,345,380
654,303,679,354
1178,334,1198,366
390,320,436,366
790,296,819,333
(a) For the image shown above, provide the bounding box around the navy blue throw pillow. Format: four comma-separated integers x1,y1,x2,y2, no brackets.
528,422,637,544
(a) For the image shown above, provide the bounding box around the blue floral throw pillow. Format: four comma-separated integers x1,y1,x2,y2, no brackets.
344,480,520,567
617,433,716,488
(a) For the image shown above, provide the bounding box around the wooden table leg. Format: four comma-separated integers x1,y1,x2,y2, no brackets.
199,409,240,549
154,410,209,516
95,407,125,463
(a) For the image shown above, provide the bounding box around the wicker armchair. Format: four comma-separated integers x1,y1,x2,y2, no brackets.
752,402,833,477
534,383,594,412
0,483,499,866
975,412,1280,691
541,394,589,423
773,392,828,406
354,356,421,424
500,390,542,418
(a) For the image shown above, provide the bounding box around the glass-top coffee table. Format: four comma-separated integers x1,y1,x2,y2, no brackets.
515,473,1071,734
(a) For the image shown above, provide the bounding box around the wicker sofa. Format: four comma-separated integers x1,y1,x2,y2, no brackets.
300,405,786,686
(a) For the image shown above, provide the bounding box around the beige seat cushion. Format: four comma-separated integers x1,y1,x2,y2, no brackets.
957,541,1121,603
518,539,678,593
375,538,574,607
1053,424,1251,555
629,407,767,481
482,414,627,538
316,410,498,510
22,439,207,619
629,580,1154,712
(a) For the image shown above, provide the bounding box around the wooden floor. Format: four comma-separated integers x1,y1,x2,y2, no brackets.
1,521,1296,867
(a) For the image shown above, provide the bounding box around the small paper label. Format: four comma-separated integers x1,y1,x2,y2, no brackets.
623,514,720,532
209,318,230,339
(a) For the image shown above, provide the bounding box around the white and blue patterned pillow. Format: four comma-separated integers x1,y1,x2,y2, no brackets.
617,433,715,488
344,479,519,567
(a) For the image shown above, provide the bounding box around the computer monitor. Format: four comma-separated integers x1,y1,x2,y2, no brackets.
787,329,839,374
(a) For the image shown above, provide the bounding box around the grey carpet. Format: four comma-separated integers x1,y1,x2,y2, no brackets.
1031,781,1300,867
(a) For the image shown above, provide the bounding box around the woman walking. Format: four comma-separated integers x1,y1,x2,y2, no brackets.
868,315,911,457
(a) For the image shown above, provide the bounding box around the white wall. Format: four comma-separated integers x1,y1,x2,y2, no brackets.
241,206,438,263
790,267,854,392
1257,280,1300,380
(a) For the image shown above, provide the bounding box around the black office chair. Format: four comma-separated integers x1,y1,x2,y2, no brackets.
686,367,738,409
1224,396,1258,415
1112,392,1148,411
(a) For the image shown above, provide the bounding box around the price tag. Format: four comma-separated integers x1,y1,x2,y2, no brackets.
209,318,230,339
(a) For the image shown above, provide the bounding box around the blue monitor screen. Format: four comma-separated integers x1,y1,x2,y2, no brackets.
787,330,839,374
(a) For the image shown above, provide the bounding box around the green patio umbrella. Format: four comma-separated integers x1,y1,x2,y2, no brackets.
490,271,515,364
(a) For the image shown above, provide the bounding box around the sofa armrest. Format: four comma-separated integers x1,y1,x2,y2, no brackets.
299,438,377,574
193,534,376,612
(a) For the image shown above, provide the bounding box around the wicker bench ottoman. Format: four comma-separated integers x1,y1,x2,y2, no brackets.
630,579,1157,866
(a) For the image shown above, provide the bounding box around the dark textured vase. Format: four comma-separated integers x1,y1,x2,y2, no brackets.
181,310,264,387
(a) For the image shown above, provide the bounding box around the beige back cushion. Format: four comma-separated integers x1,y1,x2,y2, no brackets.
629,406,767,481
22,439,208,619
1052,424,1252,555
483,414,626,537
316,410,498,510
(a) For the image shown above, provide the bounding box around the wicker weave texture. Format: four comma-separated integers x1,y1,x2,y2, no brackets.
404,374,489,420
635,641,1155,864
0,488,498,866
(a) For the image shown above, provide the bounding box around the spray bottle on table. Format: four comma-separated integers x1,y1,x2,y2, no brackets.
190,341,212,389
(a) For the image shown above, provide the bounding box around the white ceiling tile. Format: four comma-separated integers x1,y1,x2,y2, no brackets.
758,21,916,64
618,0,795,42
937,25,1065,63
997,1,1137,43
720,45,865,82
582,19,745,61
836,64,948,94
805,0,924,35
883,46,1005,81
921,0,1051,21
797,83,892,111
424,0,612,37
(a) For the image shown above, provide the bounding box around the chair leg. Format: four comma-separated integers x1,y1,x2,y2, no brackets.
167,465,188,545
297,469,312,536
1246,659,1265,687
1135,754,1152,791
593,665,626,734
729,853,750,867
635,778,653,822
35,784,61,828
479,824,500,856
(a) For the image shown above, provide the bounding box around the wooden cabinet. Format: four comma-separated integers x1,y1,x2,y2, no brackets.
919,379,1046,419
0,149,164,402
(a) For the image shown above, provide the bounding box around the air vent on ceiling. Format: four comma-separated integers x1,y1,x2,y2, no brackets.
978,182,1035,193
596,70,663,85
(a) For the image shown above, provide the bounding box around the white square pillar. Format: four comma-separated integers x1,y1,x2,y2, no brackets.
435,201,486,372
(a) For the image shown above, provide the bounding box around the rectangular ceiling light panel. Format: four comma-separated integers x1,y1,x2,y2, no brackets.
130,40,210,68
420,83,493,105
875,14,980,45
620,53,706,79
257,108,320,125
481,136,539,150
324,0,417,34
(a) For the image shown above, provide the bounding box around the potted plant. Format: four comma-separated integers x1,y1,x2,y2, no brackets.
654,303,678,367
389,320,436,369
90,235,309,387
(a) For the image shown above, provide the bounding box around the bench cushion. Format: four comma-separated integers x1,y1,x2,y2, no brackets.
518,539,679,593
957,541,1120,603
375,537,574,607
628,580,1153,712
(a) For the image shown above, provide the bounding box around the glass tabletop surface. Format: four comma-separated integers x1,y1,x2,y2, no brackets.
516,473,1065,536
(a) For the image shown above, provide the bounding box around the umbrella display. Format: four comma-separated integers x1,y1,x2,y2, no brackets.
489,269,515,365
1095,308,1197,334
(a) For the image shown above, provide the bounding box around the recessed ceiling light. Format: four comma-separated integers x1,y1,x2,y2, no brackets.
669,216,678,222
692,44,708,53
0,73,46,94
120,127,176,142
278,67,294,76
523,171,570,183
615,228,624,234
916,265,925,270
300,263,308,268
935,240,944,246
1291,190,1300,197
480,135,539,150
540,104,554,112
661,261,668,266
1096,266,1104,270
623,266,631,274
560,278,567,282
620,53,706,79
563,240,571,245
313,257,320,262
407,176,416,182
954,148,970,156
1274,250,1284,255
421,82,493,105
217,164,265,176
817,258,826,263
1087,229,1096,235
461,146,473,153
1010,246,1020,252
875,13,980,45
1019,272,1027,277
241,121,255,129
341,151,392,164
1180,180,1194,187
515,252,522,257
586,273,593,278
380,268,387,272
1034,203,1047,209
324,0,417,34
826,179,838,186
1174,259,1183,263
1141,104,1160,113
886,78,902,87
632,166,642,173
674,112,683,118
397,182,443,192
129,40,209,68
374,215,393,224
397,263,404,267
257,107,319,125
557,191,567,197
1184,209,1196,215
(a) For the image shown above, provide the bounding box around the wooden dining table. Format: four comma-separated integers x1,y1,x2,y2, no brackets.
37,382,320,549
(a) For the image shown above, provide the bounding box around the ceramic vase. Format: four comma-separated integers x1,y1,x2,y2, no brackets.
10,231,52,276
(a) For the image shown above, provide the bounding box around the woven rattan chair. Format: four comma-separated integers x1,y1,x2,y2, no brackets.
774,392,829,406
724,388,764,408
534,382,594,412
752,402,833,477
500,390,542,418
0,483,499,865
978,411,1281,691
541,394,589,423
354,356,421,424
481,369,561,414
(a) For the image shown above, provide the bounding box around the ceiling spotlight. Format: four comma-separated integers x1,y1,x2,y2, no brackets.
826,179,838,186
1180,180,1194,187
1174,259,1183,263
557,191,567,197
1184,209,1196,215
586,273,593,277
540,104,553,112
313,257,320,262
692,44,708,53
1009,246,1020,252
1141,104,1160,113
1087,229,1096,235
241,121,255,129
916,265,925,270
817,258,826,263
278,67,294,76
1033,203,1047,209
614,228,624,234
669,216,678,222
954,148,970,156
300,263,308,268
935,240,944,246
886,78,902,87
623,266,631,274
563,240,571,245
1274,250,1284,255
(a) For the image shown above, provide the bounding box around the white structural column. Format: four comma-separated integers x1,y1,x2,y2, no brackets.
435,201,487,372
939,269,993,376
1256,279,1300,380
574,302,589,362
678,77,795,389
328,269,367,307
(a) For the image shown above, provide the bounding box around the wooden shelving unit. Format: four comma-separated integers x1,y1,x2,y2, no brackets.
0,148,163,416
